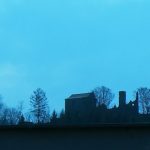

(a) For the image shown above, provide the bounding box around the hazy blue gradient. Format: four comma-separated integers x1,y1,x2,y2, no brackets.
0,0,150,112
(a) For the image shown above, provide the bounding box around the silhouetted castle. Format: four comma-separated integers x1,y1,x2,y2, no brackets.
65,93,96,123
118,91,139,114
65,91,140,124
113,91,139,122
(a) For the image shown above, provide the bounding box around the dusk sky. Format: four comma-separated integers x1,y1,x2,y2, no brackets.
0,0,150,112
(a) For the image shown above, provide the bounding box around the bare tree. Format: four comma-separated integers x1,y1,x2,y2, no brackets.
8,108,21,125
0,96,23,125
18,115,25,125
17,101,24,115
42,107,50,123
30,88,49,124
0,95,3,109
0,96,5,123
1,107,21,125
137,87,150,114
1,107,9,125
93,86,115,107
24,112,32,123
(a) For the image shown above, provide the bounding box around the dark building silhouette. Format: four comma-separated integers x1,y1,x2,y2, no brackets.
116,91,139,122
118,91,138,114
65,92,96,123
64,91,140,124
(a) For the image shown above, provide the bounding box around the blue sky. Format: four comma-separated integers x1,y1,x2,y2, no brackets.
0,0,150,112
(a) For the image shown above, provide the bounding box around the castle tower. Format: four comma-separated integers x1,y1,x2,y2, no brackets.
134,92,139,114
119,91,126,108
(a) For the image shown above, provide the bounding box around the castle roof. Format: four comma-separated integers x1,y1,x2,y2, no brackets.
67,93,93,99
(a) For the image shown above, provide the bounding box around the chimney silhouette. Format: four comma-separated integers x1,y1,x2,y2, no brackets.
119,91,126,107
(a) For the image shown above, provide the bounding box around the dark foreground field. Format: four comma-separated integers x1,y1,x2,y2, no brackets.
0,124,150,150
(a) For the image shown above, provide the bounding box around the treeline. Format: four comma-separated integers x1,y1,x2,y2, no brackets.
0,86,150,126
0,88,66,126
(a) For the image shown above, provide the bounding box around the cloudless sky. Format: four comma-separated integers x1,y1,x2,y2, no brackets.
0,0,150,112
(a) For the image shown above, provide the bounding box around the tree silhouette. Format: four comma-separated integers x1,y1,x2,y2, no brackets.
0,95,3,109
30,88,49,124
60,109,65,119
50,110,57,124
17,101,24,115
59,109,65,124
1,107,21,125
0,96,5,124
18,115,25,125
93,86,114,108
137,87,150,114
